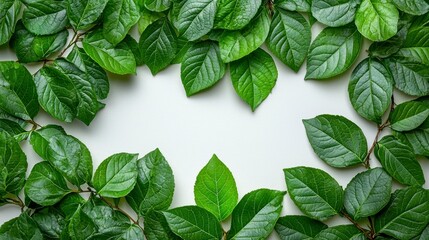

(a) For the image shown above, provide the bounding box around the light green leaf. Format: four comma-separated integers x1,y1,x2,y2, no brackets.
375,187,429,239
0,0,21,45
215,0,262,30
393,0,429,16
394,26,429,65
0,213,43,240
66,0,108,31
390,101,429,132
284,167,343,221
311,0,360,27
177,0,217,41
348,58,393,123
164,206,223,240
93,153,138,198
385,58,429,96
355,0,399,41
22,0,68,35
230,48,278,111
25,162,71,206
126,149,174,216
303,114,367,167
315,225,365,240
194,154,238,221
138,7,164,34
219,7,270,63
83,29,137,75
144,210,180,240
103,0,140,45
275,215,328,240
275,0,311,12
227,189,284,240
344,168,392,219
145,0,171,12
181,41,226,96
375,135,425,186
267,8,310,72
30,125,67,160
305,25,362,80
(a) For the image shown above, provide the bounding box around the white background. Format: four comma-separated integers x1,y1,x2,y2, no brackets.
1,24,429,238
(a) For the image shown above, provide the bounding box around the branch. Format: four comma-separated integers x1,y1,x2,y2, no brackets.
341,211,372,239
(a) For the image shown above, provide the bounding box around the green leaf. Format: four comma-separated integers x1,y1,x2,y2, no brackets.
0,132,27,196
348,58,393,123
215,0,262,30
302,114,368,167
67,46,109,100
375,187,429,239
284,167,343,221
275,0,311,12
394,26,429,65
170,0,186,30
0,212,43,240
385,58,429,96
194,154,238,221
103,0,140,45
344,168,392,219
412,224,429,240
181,41,226,96
67,0,109,31
138,7,164,34
144,210,180,240
390,101,429,132
219,7,270,63
177,0,217,41
0,119,25,137
315,225,365,240
139,18,177,75
355,0,399,41
393,0,429,16
230,48,278,111
22,0,68,35
30,125,67,160
11,22,68,63
68,205,97,240
32,207,67,239
394,117,429,156
311,0,360,27
227,189,284,239
275,215,328,239
375,135,425,186
305,25,362,80
0,61,39,120
93,153,138,198
266,8,311,72
164,206,223,240
57,193,86,220
145,0,171,12
0,0,21,45
126,149,174,216
171,37,192,64
34,65,79,122
368,18,410,58
25,162,71,206
83,29,137,75
122,35,144,66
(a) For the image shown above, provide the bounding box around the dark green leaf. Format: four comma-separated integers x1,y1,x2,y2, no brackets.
122,35,144,66
57,193,86,220
394,26,429,66
394,117,429,156
32,207,66,239
385,58,429,96
368,18,410,58
25,162,71,206
171,37,192,64
0,119,25,137
144,210,180,240
305,25,362,80
138,7,164,34
275,215,328,239
215,0,262,30
266,9,311,72
66,0,109,30
0,0,21,45
284,167,343,221
194,154,238,221
311,0,360,27
315,225,365,240
393,0,429,16
181,41,226,96
103,0,140,45
230,48,278,111
275,0,311,12
93,153,138,198
145,0,171,12
412,224,429,240
30,125,67,160
0,213,43,240
375,135,425,186
303,114,367,167
390,101,429,132
176,0,217,41
68,205,97,240
22,0,68,35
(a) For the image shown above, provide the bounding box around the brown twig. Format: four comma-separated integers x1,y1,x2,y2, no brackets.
58,31,87,58
341,211,371,239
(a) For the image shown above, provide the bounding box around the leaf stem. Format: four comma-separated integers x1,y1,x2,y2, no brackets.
341,210,371,239
58,30,87,58
6,196,25,212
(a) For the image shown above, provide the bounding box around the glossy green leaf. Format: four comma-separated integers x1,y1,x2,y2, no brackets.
170,0,186,29
368,18,410,58
394,117,429,156
303,114,367,167
344,168,392,219
122,35,144,66
219,8,270,63
275,0,311,12
126,149,174,216
144,210,180,240
0,119,25,138
34,65,79,122
315,225,365,240
93,153,138,198
181,41,226,96
194,154,238,221
164,206,223,240
139,18,177,75
284,167,343,221
25,162,71,206
68,205,97,240
0,213,43,240
311,0,360,27
385,58,429,96
230,48,278,111
305,25,362,80
393,0,429,16
145,0,171,12
103,0,140,45
177,0,217,41
22,0,68,35
390,101,429,132
348,58,393,123
275,215,328,239
375,187,429,239
394,26,429,65
355,0,399,41
266,8,311,72
0,132,27,196
227,189,284,239
375,135,425,186
66,0,109,31
0,0,21,45
215,0,262,30
30,125,67,160
32,207,67,239
57,193,86,220
0,61,39,121
138,7,164,34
